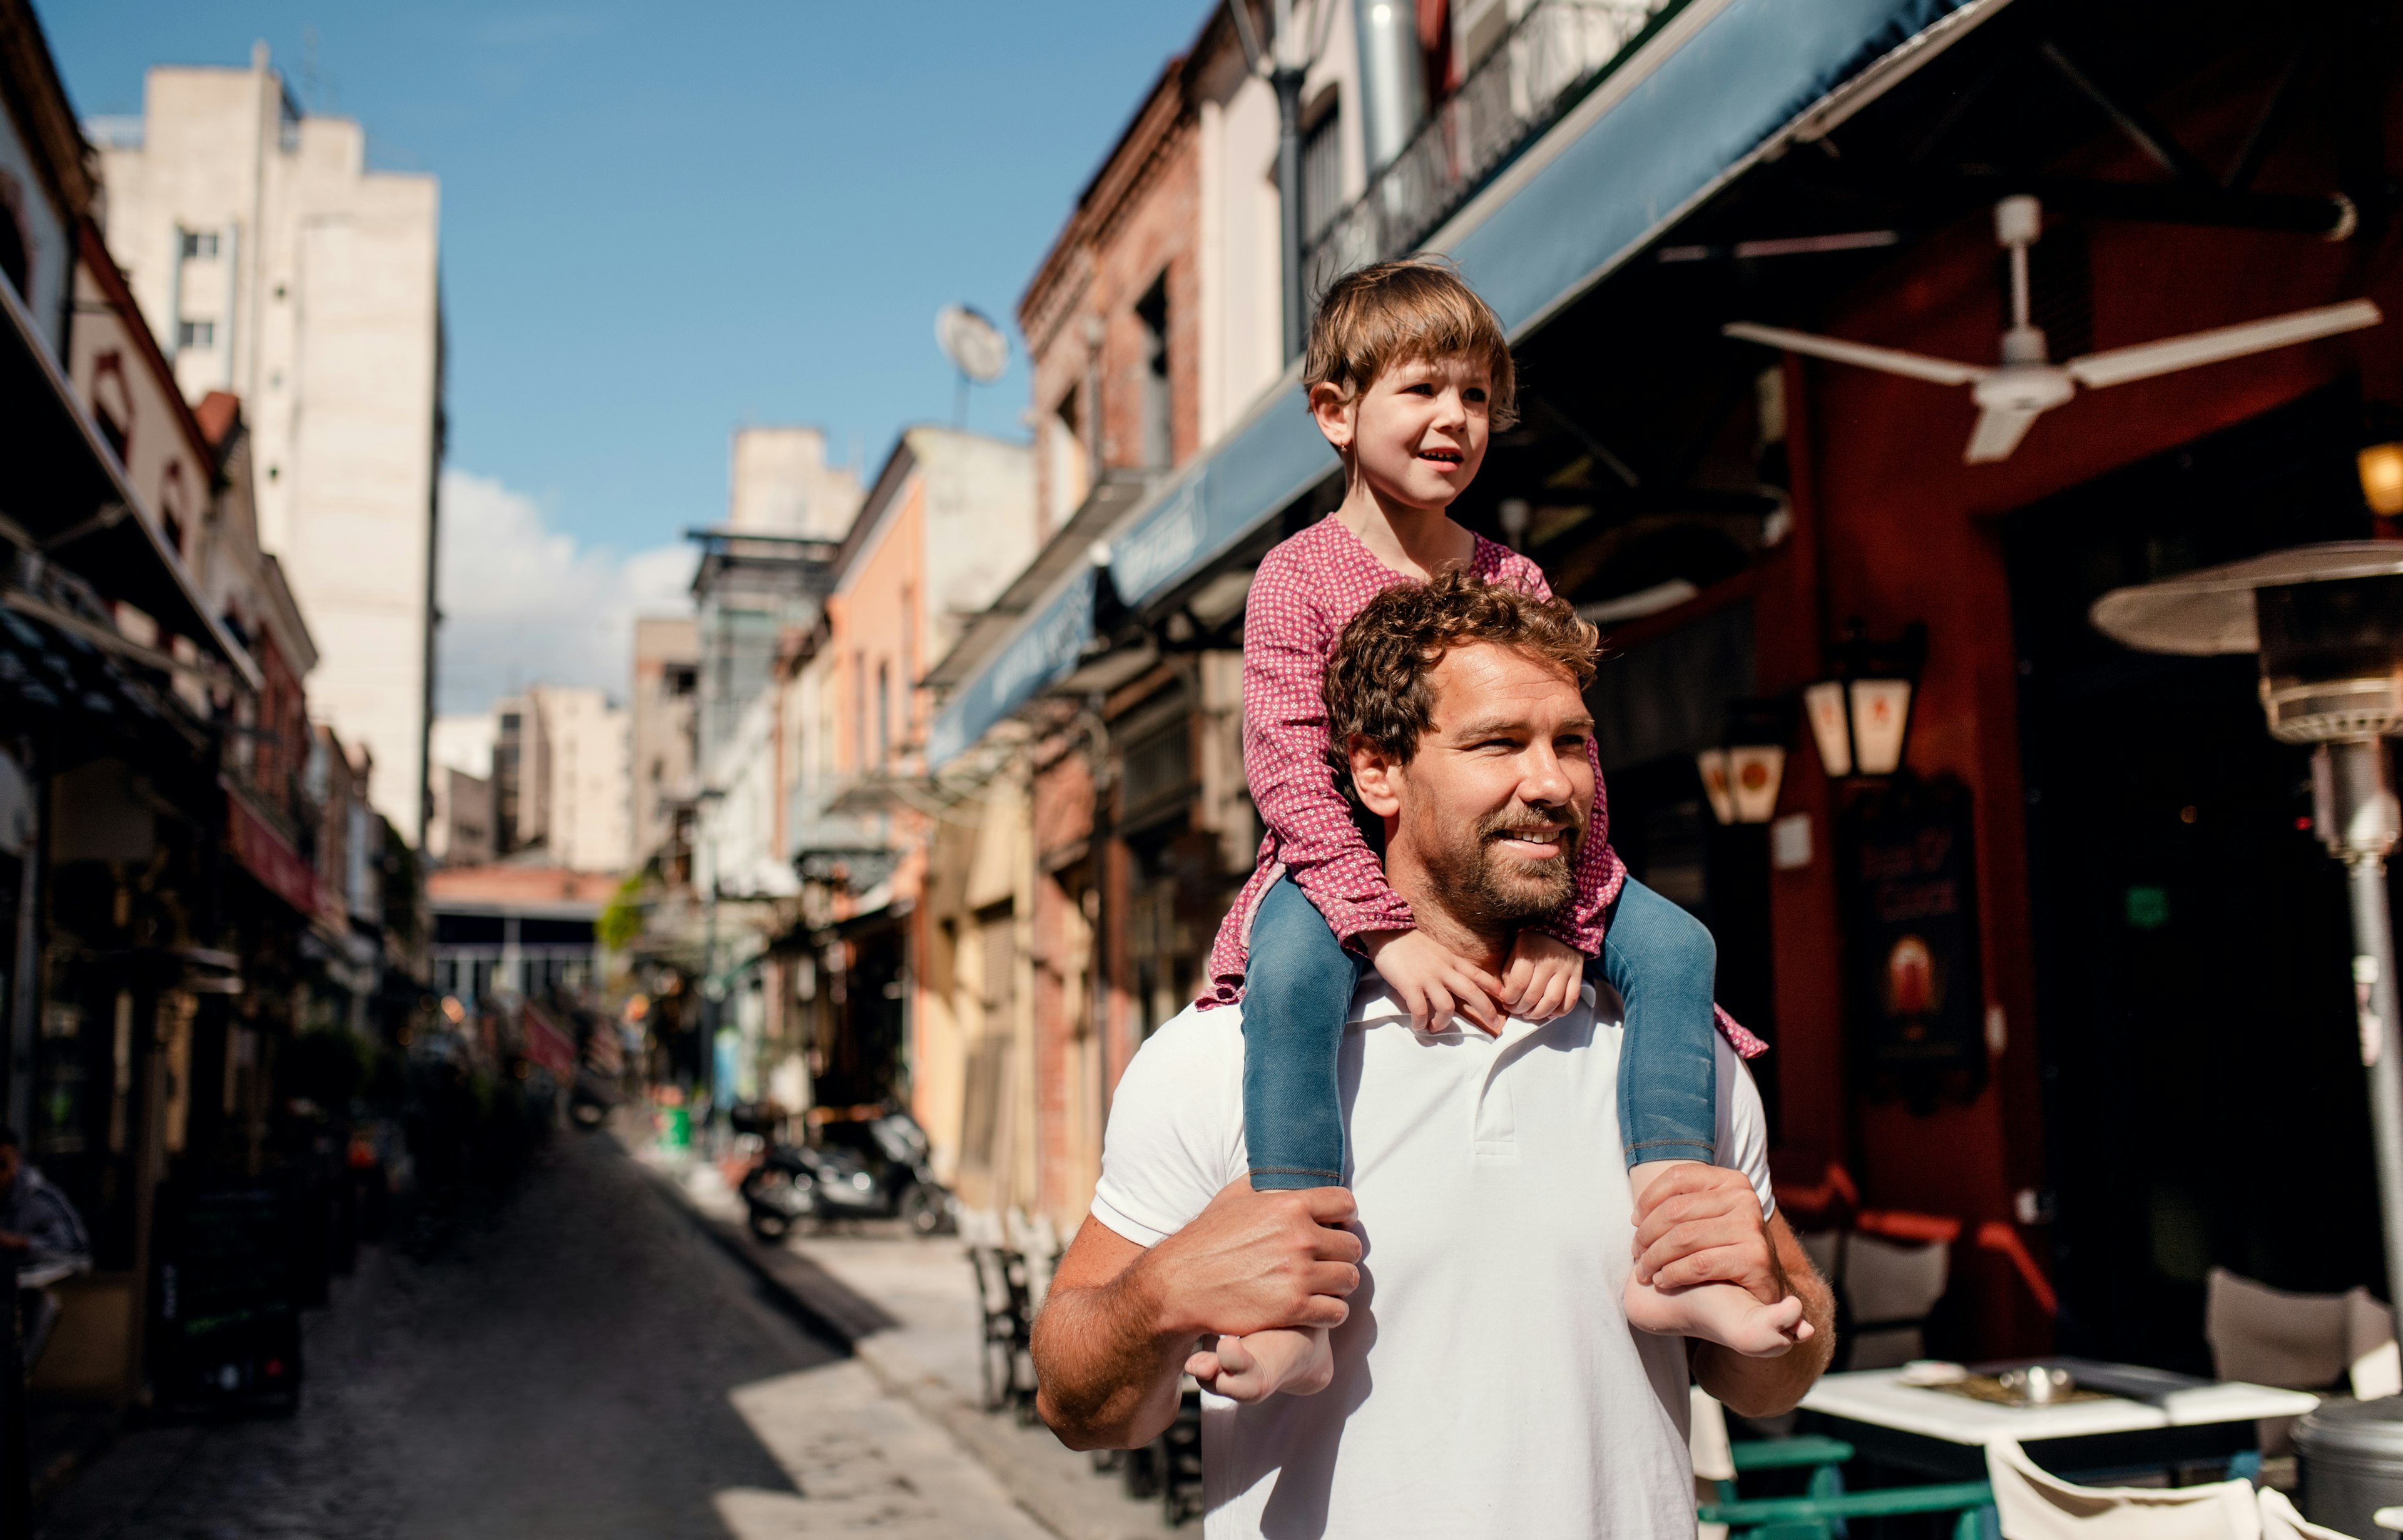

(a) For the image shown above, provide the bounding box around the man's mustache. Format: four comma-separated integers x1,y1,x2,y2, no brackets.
1477,810,1584,849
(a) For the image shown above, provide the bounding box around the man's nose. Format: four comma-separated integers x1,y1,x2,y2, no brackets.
1519,743,1574,808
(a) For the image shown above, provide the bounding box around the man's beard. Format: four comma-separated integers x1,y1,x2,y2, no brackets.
1414,803,1582,930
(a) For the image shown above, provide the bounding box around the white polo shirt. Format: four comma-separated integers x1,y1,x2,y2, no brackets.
1091,980,1774,1540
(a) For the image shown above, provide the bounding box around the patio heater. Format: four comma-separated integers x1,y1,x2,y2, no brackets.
2091,543,2403,1359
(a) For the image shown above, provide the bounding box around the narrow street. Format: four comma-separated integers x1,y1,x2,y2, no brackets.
36,1133,1049,1540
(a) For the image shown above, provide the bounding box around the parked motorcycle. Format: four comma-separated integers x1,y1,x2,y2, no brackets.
740,1107,954,1241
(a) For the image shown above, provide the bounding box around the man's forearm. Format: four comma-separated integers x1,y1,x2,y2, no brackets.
1693,1216,1837,1417
1033,1253,1192,1450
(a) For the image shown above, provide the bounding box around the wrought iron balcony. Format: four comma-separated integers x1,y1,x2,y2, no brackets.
1304,0,1670,294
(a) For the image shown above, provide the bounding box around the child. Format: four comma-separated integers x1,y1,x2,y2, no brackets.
1183,260,1807,1404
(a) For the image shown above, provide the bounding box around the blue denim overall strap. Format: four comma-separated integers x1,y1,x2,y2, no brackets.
1591,875,1721,1169
1239,874,1362,1190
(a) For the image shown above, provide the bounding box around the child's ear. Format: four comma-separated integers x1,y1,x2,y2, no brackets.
1349,736,1404,818
1310,382,1355,453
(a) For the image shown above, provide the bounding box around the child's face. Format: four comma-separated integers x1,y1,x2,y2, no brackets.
1317,353,1492,512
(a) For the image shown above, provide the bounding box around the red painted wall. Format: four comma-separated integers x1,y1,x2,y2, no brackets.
1754,64,2403,1354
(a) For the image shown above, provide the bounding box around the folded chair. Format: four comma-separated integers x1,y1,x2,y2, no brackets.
1986,1438,2261,1540
2206,1267,2397,1452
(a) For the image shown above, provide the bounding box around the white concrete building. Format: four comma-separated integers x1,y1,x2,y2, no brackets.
430,688,628,873
533,686,633,876
89,44,442,840
730,425,860,540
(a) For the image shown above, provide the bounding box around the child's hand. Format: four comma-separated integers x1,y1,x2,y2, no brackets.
1500,931,1584,1022
1362,929,1503,1033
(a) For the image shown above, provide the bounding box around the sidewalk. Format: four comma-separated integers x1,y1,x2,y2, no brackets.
623,1128,1178,1540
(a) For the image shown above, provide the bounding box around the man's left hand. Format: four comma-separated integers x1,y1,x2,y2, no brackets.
1630,1163,1782,1305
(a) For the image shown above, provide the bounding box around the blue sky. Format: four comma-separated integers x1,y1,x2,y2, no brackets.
36,1,1203,709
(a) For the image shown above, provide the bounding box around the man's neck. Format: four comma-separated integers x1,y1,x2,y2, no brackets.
1386,851,1513,979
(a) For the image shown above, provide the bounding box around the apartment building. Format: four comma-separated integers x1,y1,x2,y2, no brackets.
89,44,443,839
630,616,700,867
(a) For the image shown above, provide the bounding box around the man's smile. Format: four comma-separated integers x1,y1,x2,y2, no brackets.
1486,820,1575,859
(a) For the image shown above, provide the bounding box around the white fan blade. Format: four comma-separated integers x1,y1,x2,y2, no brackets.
1723,322,1991,387
1965,404,2045,463
2065,299,2383,390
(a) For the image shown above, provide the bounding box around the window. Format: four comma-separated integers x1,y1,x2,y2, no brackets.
176,320,215,350
1300,96,1345,245
852,652,868,773
876,660,892,768
179,230,219,260
1135,275,1172,470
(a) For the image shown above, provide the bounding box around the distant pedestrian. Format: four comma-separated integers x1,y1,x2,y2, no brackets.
0,1125,89,1370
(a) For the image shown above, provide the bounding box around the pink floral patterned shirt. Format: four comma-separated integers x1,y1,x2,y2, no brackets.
1199,516,1764,1061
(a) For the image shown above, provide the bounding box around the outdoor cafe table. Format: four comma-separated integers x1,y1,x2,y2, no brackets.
1797,1364,2323,1481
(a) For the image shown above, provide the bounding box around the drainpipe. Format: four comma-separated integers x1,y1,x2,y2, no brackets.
1083,314,1106,487
1273,65,1309,364
1081,703,1116,1135
1354,0,1429,175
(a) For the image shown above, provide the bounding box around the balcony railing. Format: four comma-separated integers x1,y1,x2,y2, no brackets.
1305,0,1670,295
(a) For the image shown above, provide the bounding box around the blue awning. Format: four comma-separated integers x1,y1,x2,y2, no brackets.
930,0,2002,764
926,566,1096,767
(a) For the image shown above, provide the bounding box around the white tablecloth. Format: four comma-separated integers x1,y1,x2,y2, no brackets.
1800,1368,2320,1446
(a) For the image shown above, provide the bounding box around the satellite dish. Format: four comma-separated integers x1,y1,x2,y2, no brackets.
936,305,1009,384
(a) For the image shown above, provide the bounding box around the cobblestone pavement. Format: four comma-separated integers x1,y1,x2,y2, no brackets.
37,1130,1053,1540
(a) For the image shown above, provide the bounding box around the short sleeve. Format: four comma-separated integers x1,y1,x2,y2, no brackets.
1089,1006,1248,1247
1713,1038,1777,1220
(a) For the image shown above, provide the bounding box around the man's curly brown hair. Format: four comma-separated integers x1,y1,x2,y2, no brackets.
1322,566,1599,767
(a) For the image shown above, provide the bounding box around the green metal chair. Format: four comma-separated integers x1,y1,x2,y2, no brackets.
1692,1390,1996,1540
1698,1476,1998,1540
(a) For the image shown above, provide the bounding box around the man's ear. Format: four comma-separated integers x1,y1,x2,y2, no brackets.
1349,735,1404,819
1310,381,1355,454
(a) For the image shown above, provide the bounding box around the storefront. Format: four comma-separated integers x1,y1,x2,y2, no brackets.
921,0,2403,1362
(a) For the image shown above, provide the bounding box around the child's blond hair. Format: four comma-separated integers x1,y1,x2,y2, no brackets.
1302,258,1519,431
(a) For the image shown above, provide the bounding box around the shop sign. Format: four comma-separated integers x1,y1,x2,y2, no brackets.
1837,773,1987,1109
225,792,319,919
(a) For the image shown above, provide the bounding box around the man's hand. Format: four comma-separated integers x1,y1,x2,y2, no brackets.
1630,1163,1783,1305
1362,928,1503,1033
1031,1180,1361,1450
1142,1178,1361,1339
1498,931,1584,1022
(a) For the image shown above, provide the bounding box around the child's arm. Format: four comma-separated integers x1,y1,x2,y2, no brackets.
1242,551,1501,1030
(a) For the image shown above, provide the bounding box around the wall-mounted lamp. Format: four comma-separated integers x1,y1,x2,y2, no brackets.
2361,404,2403,518
1803,621,1927,779
1698,698,1795,825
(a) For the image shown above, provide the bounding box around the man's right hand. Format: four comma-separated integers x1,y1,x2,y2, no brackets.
1135,1178,1362,1340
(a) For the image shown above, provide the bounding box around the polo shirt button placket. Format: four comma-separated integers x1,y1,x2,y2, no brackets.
1471,1024,1523,1165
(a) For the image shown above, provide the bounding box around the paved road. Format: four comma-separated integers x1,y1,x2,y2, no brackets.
38,1131,1051,1540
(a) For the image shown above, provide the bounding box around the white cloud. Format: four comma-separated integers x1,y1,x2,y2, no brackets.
436,467,692,714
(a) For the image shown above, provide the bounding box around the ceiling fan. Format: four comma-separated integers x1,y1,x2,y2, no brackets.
1723,195,2383,464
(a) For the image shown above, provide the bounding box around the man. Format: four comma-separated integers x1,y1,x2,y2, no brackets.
1032,571,1835,1537
0,1126,89,1370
